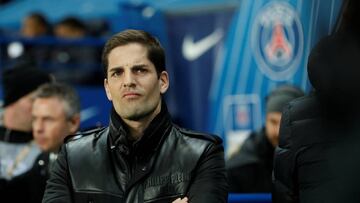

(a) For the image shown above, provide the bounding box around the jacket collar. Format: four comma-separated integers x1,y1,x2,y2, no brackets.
0,126,33,143
256,127,275,168
109,101,172,157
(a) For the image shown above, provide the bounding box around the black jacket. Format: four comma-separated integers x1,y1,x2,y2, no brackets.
43,105,228,203
0,126,33,143
0,127,48,203
273,94,360,203
273,33,360,203
0,152,49,203
273,95,326,202
227,128,274,193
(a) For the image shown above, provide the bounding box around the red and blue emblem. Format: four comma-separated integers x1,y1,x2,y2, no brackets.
251,1,303,81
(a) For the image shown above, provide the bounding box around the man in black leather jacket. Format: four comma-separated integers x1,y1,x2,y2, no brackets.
43,29,228,203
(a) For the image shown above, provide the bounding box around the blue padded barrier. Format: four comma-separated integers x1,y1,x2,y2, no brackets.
229,193,271,203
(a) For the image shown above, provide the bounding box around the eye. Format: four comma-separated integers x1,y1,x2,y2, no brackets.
110,69,123,77
133,67,147,74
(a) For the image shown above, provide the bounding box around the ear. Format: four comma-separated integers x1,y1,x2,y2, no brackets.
104,78,113,101
68,114,80,134
159,71,169,94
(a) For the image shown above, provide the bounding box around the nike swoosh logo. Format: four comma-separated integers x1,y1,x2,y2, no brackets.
80,106,99,122
182,28,224,61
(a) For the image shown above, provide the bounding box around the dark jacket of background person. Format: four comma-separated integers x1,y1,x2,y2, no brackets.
273,32,360,202
227,127,274,193
0,152,49,203
226,85,304,193
43,104,228,203
0,65,52,202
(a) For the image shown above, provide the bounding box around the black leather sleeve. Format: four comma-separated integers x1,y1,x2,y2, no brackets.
187,141,229,203
42,146,73,203
273,104,298,203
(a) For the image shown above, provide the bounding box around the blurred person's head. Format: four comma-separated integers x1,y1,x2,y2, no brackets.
265,85,304,147
32,83,80,152
54,17,86,39
2,62,53,132
21,12,50,38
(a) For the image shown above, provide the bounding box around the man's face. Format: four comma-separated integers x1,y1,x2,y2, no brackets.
55,25,83,39
265,112,282,147
21,17,45,38
32,97,78,152
104,43,169,123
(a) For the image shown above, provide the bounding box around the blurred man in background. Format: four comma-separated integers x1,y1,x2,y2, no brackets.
0,82,81,203
54,17,86,39
227,85,304,193
21,12,51,38
0,62,52,181
273,34,360,203
273,1,360,202
32,83,81,153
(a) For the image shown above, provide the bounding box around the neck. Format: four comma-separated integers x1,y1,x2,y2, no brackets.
122,102,162,141
123,119,151,141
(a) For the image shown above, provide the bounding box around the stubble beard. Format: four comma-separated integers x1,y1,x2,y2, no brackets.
120,101,159,122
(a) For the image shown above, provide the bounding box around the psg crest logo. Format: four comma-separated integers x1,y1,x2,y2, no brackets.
251,1,304,81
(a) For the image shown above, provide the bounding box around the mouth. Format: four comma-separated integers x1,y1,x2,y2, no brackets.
123,92,141,99
35,138,47,146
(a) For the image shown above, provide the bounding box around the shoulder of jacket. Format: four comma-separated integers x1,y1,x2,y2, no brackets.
286,95,320,122
64,127,108,143
174,125,223,144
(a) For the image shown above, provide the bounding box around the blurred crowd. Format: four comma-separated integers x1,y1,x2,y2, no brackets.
1,12,109,85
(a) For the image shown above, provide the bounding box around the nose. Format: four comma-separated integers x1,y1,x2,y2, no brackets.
123,71,135,88
33,119,44,135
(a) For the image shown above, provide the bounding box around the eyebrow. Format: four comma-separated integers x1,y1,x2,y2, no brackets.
132,64,149,69
109,64,149,71
108,66,123,73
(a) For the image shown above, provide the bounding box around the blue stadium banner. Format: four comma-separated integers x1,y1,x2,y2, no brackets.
208,0,343,156
166,8,236,132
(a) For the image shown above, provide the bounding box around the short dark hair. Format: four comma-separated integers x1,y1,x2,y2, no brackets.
27,12,51,34
101,29,165,78
34,83,81,119
266,85,304,113
57,17,86,32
